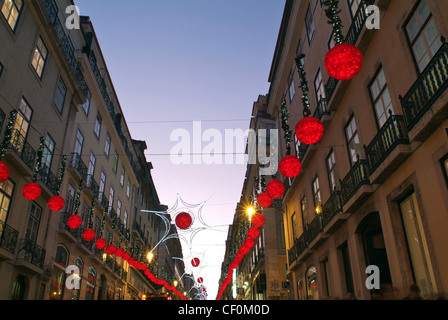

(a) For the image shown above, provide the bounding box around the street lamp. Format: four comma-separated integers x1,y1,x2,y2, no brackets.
246,206,255,221
146,251,154,264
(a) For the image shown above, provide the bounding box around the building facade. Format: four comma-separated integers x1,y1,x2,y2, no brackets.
265,0,448,300
0,0,186,300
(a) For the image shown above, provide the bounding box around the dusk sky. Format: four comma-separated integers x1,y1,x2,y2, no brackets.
74,0,286,299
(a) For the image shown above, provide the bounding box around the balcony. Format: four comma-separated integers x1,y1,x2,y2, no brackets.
85,175,100,199
37,164,60,196
306,215,327,251
321,190,347,234
7,129,37,173
69,153,88,182
0,221,19,258
287,233,307,270
400,39,448,142
16,238,46,272
340,159,373,213
58,212,81,241
365,114,411,184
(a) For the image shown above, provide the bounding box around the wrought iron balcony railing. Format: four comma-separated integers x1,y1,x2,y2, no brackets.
340,158,371,205
400,39,448,131
16,238,46,269
288,232,307,267
314,97,331,120
86,174,100,198
9,129,37,171
37,164,60,195
306,215,323,245
69,153,88,182
41,0,89,99
321,190,344,229
365,113,410,175
0,221,19,254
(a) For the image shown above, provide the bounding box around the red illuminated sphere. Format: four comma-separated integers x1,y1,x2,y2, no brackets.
191,258,200,267
95,238,107,250
115,248,124,257
279,155,302,178
122,252,131,261
67,215,82,230
48,196,65,212
295,117,324,145
175,211,193,230
0,161,10,183
257,192,273,208
82,228,96,242
22,182,41,200
106,244,117,255
197,277,204,284
248,227,260,239
266,180,285,198
325,43,363,81
251,213,265,228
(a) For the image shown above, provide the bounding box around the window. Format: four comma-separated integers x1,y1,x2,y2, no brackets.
126,179,131,198
405,0,442,72
120,165,125,186
53,77,67,114
82,88,91,116
314,68,326,103
1,0,23,31
124,210,128,228
306,266,319,300
322,258,332,297
345,116,362,166
113,152,119,173
104,133,111,157
399,192,436,299
326,150,338,193
0,179,15,224
94,113,102,139
288,70,295,102
108,186,114,214
11,98,32,152
85,267,96,300
87,152,96,183
296,39,303,58
305,4,315,44
312,176,321,209
99,171,106,200
31,36,48,78
441,154,448,189
42,134,55,170
0,62,4,78
340,242,354,294
117,199,122,218
65,184,75,215
291,212,298,241
370,68,393,128
25,202,42,243
74,129,84,156
300,195,308,227
348,0,362,19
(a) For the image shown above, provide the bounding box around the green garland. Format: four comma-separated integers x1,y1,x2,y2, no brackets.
324,0,344,45
0,111,17,160
32,137,45,182
295,54,312,117
280,99,293,155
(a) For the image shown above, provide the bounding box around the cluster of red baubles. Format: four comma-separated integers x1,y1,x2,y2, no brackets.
216,214,265,300
144,268,187,300
0,161,66,211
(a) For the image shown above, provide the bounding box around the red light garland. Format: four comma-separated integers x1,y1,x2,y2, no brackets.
257,192,273,208
95,238,107,250
82,228,96,242
295,116,324,145
67,215,82,230
251,213,265,228
48,196,65,212
266,180,285,198
325,43,363,81
279,155,302,178
0,162,10,183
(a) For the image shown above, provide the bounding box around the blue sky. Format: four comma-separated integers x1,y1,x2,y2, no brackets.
74,0,285,299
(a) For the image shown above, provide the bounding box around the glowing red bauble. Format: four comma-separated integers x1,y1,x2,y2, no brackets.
122,252,130,261
191,258,200,267
0,162,10,183
295,117,324,145
266,180,285,198
22,182,41,200
82,228,96,242
67,215,82,230
244,238,255,249
252,213,265,228
248,227,260,239
324,43,363,81
197,277,204,284
48,196,65,211
257,192,273,208
279,155,302,178
175,212,193,230
115,248,124,257
105,245,116,255
95,238,107,250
